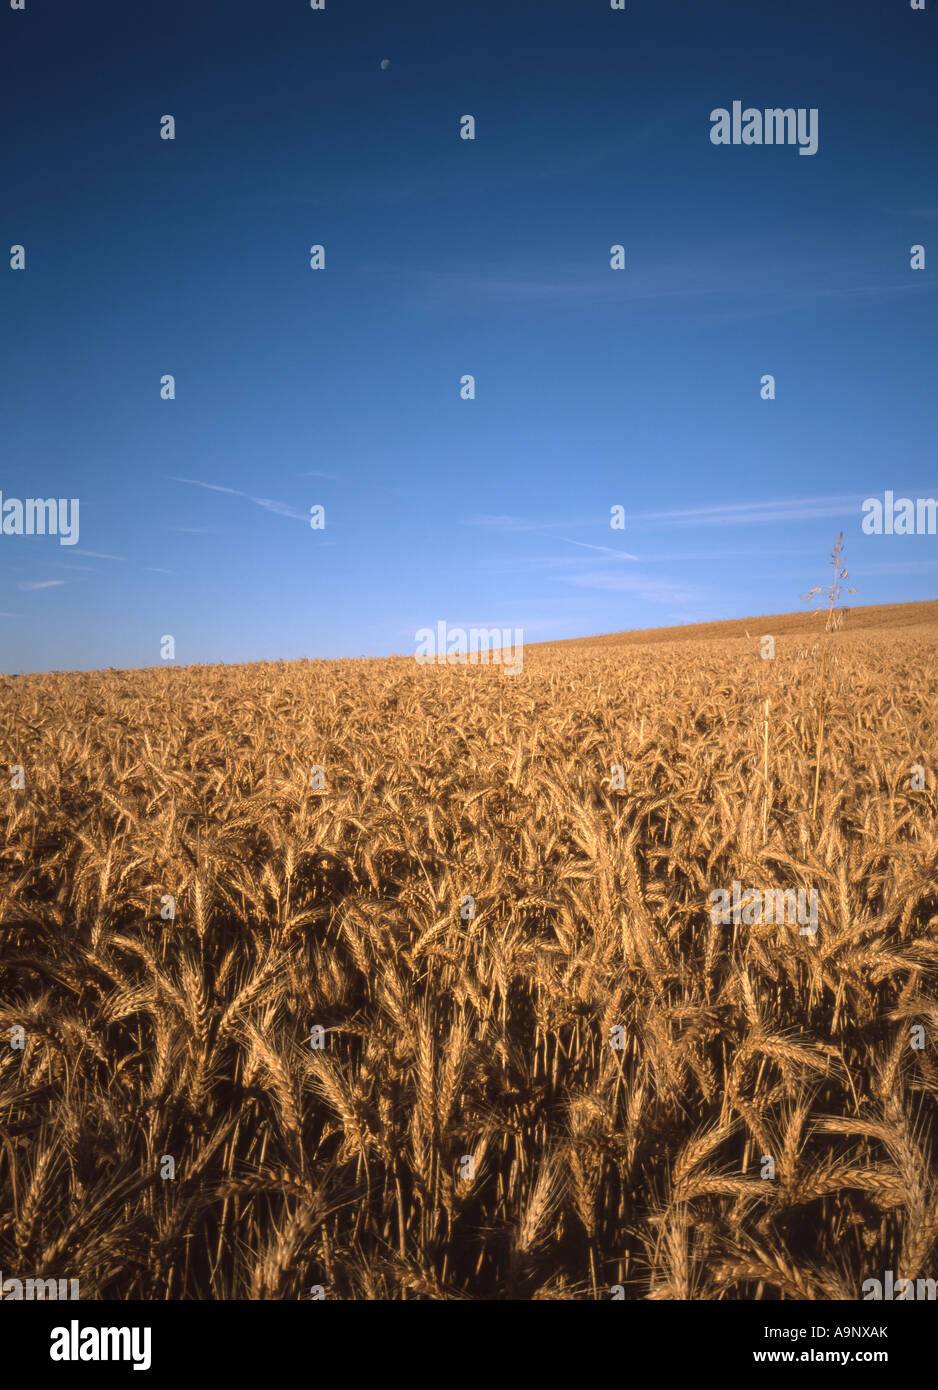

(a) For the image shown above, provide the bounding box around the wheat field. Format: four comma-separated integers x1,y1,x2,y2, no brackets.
1,604,937,1299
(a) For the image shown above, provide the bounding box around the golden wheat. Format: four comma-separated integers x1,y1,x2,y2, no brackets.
0,609,936,1298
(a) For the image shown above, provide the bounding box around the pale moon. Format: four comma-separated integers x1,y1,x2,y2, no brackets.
380,58,390,70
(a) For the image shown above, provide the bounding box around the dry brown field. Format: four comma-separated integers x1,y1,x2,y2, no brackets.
1,601,937,1299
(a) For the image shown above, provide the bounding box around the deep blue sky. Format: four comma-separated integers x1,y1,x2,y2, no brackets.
2,0,936,673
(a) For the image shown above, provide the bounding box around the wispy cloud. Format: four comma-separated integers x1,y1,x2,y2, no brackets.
635,495,861,527
297,470,339,480
418,269,725,308
144,567,175,574
412,257,937,316
0,611,20,618
851,559,938,575
558,537,639,560
73,549,126,561
462,506,846,542
17,579,67,591
556,569,705,604
290,133,641,214
169,477,309,523
479,542,819,580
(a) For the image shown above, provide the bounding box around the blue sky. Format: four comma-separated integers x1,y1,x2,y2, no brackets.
2,0,936,673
